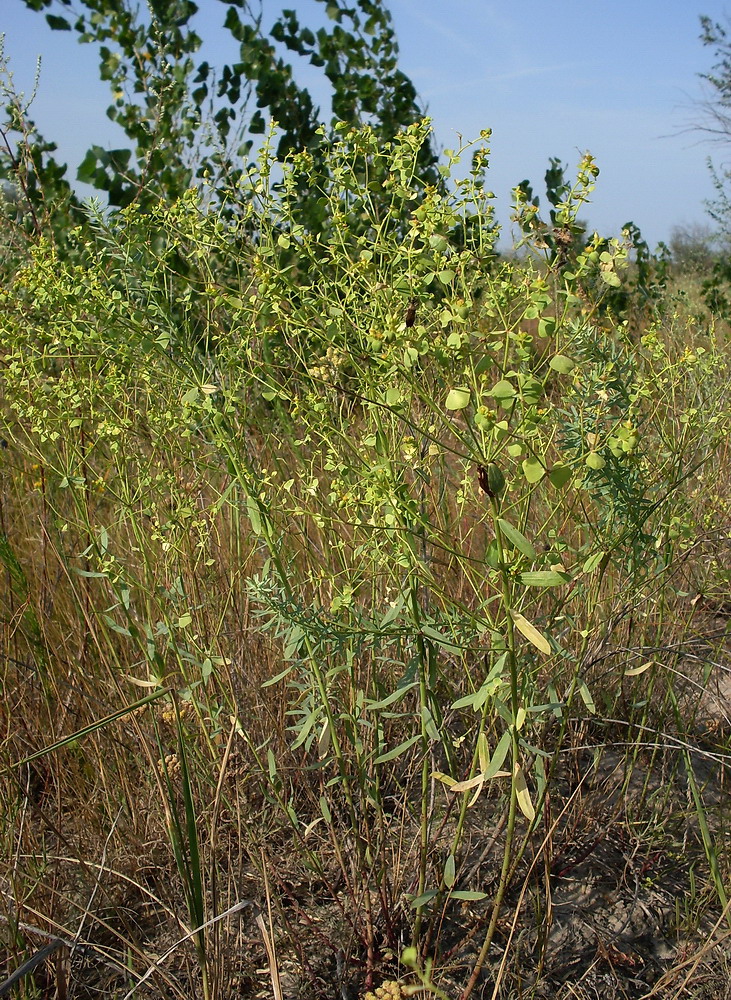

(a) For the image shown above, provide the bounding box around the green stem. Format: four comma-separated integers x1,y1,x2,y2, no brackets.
410,576,432,947
459,502,521,999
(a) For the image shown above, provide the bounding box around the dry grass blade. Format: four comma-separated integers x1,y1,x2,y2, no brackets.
257,849,283,1000
120,900,256,1000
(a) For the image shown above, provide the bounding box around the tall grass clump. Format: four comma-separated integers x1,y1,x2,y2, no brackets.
1,120,730,999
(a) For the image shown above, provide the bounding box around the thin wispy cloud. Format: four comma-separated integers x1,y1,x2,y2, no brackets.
414,61,592,101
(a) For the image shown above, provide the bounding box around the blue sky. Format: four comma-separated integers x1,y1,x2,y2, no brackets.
1,0,729,246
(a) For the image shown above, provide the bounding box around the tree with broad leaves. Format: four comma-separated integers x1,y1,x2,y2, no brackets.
3,0,438,226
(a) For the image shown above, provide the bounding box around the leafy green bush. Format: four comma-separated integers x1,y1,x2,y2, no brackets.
1,122,729,998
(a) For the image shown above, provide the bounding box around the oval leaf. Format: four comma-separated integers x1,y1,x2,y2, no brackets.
549,354,576,374
489,379,516,400
549,463,573,488
582,550,606,573
446,387,471,410
522,456,546,483
410,890,439,909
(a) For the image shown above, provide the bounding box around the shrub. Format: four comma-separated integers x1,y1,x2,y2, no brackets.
1,122,729,999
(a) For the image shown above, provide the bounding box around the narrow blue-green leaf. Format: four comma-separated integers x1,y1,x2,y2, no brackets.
410,889,439,909
366,682,417,710
375,733,421,764
519,571,570,587
421,624,462,652
497,518,536,560
583,550,606,573
102,614,131,637
290,709,319,750
483,729,512,780
261,664,294,688
12,688,171,768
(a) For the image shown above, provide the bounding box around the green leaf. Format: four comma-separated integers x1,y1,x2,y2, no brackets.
582,550,606,573
261,664,294,687
578,678,596,714
450,890,488,901
291,708,319,751
433,771,457,788
549,463,572,488
497,519,536,560
246,495,263,535
380,594,406,627
522,456,545,483
421,705,439,740
538,316,556,338
421,624,462,652
489,378,516,400
102,614,132,637
375,733,421,764
549,354,576,374
483,729,512,780
585,452,606,470
450,659,506,711
410,890,439,909
366,682,417,710
12,688,171,770
319,796,332,823
437,269,456,285
519,571,570,587
444,853,456,888
46,14,72,29
445,387,471,410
